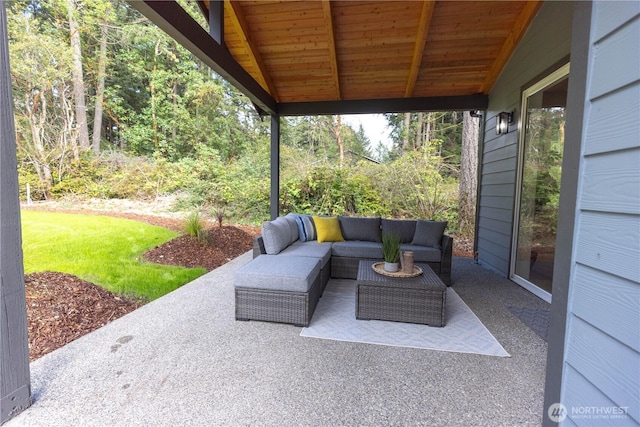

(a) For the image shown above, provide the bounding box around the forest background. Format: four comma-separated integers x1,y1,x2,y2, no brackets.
7,0,479,239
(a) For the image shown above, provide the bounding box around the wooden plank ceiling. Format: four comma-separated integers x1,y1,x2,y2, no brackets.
203,0,542,105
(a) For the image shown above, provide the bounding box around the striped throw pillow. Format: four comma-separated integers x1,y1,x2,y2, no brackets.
295,215,316,242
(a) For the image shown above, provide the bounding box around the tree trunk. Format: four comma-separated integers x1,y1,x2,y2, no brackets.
25,92,53,195
60,81,79,164
459,111,479,237
150,40,161,152
402,112,411,153
415,112,423,149
426,112,433,147
92,15,109,154
333,115,344,166
67,0,90,152
172,81,178,144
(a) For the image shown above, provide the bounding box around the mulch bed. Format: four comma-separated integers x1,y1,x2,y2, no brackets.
143,226,256,271
24,211,260,361
25,272,143,361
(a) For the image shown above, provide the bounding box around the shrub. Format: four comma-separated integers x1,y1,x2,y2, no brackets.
49,157,110,198
280,165,388,217
368,148,456,221
17,165,48,201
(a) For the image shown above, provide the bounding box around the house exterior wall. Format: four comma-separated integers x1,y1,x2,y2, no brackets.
558,2,640,425
477,1,574,276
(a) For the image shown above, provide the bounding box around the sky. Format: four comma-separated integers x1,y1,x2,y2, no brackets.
342,114,392,150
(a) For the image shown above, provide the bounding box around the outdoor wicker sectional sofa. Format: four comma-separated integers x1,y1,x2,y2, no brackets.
234,214,452,326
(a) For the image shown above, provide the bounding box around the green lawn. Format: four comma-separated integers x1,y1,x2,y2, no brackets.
21,210,206,301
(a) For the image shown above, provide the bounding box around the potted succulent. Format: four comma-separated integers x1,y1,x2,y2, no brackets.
381,233,401,272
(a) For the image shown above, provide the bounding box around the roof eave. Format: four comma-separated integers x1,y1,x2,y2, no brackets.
129,1,490,117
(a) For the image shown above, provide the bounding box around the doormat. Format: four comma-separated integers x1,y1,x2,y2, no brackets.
506,305,550,342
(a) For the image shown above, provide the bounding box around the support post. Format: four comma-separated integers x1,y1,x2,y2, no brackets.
0,4,32,424
208,0,224,45
270,115,280,220
542,2,591,425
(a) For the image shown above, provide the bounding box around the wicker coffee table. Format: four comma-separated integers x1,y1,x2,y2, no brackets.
356,260,446,327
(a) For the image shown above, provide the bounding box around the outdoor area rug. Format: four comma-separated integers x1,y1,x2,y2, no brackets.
301,280,510,357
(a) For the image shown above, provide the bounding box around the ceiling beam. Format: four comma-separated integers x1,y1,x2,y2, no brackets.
278,94,488,116
129,0,277,115
405,0,435,98
322,0,341,100
226,0,279,102
480,0,543,93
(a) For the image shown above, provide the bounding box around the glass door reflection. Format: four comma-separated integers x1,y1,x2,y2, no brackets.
512,65,569,301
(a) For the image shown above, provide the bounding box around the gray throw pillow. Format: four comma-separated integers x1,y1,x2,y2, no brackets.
338,216,381,242
284,213,300,244
262,217,292,254
411,220,447,248
381,219,416,243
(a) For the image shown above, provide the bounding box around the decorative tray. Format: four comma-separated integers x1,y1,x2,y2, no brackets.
372,262,423,278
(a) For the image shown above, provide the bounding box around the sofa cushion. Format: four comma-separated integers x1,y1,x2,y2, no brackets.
400,244,442,263
295,214,316,242
411,220,447,248
279,240,332,268
262,217,292,255
234,255,320,293
313,216,345,243
331,241,384,259
338,216,381,242
381,219,416,243
283,213,300,243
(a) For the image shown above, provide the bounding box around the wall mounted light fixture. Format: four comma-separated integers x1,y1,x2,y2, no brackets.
496,111,514,135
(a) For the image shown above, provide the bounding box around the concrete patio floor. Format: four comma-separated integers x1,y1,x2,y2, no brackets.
7,254,548,427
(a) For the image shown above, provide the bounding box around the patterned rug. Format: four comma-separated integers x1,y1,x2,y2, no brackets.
506,305,550,342
301,280,510,357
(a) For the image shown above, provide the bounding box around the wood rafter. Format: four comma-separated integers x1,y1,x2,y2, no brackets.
322,0,341,100
405,0,435,98
480,0,543,93
226,0,279,101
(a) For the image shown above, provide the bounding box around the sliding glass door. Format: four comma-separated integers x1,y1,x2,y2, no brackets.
511,64,570,302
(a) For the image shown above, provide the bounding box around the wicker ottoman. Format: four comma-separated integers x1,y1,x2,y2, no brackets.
234,255,321,327
356,260,446,327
